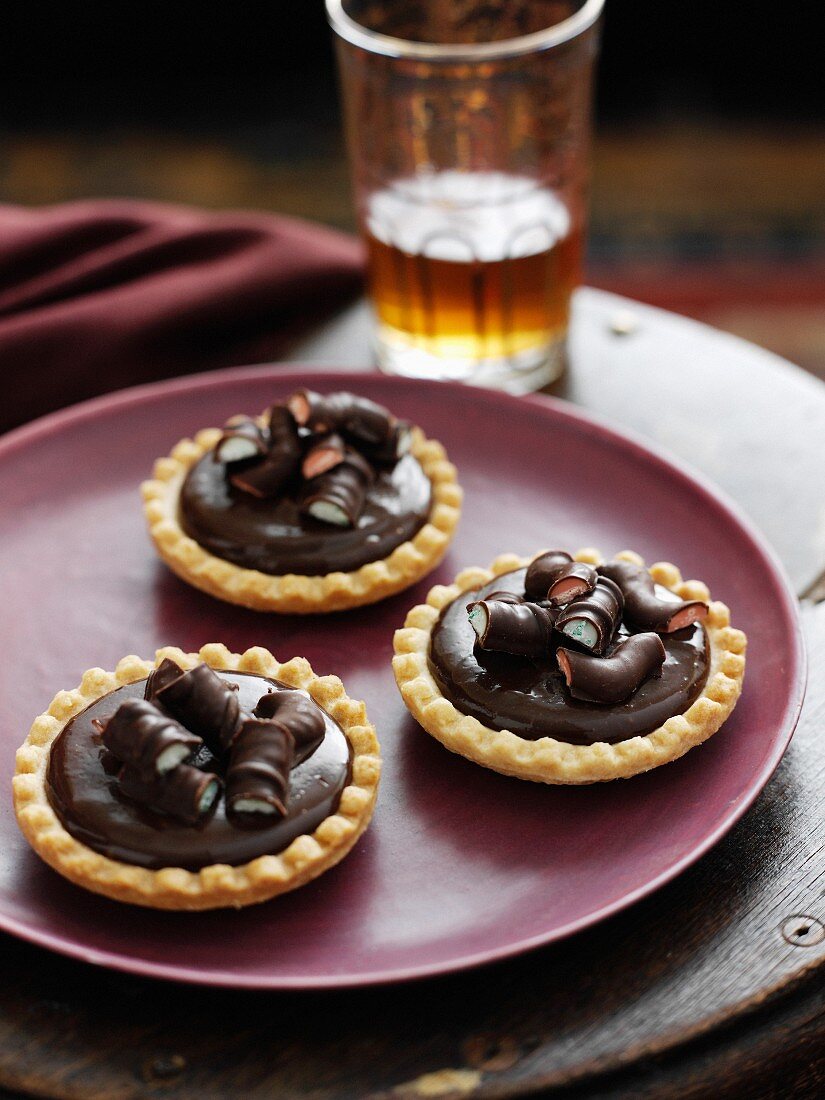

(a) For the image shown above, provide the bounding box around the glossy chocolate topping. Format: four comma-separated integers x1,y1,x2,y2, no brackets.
429,568,709,745
178,451,431,575
46,672,351,870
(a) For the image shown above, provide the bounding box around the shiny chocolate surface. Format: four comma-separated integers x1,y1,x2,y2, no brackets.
429,568,709,744
46,672,351,870
178,451,431,575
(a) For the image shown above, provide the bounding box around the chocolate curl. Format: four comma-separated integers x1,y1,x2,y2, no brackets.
363,419,413,465
474,590,524,605
287,389,394,448
286,389,330,431
144,657,184,702
155,663,246,757
213,416,268,465
555,576,624,655
301,432,347,480
225,719,295,822
557,633,667,705
546,562,598,607
230,406,301,498
118,763,222,825
524,550,573,601
100,698,202,777
300,448,375,527
598,560,709,633
467,597,556,657
254,689,325,765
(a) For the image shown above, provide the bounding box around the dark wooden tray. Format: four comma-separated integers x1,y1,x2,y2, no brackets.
1,289,822,1099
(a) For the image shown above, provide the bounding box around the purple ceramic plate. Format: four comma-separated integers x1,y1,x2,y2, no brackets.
0,369,804,988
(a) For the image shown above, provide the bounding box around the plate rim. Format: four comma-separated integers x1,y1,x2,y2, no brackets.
0,365,807,989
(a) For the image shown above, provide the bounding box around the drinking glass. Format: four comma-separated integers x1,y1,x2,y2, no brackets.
326,0,605,392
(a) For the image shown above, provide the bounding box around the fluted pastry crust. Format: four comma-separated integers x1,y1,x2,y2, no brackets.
392,550,746,784
14,645,381,909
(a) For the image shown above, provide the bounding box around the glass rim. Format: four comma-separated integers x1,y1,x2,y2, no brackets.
325,0,605,61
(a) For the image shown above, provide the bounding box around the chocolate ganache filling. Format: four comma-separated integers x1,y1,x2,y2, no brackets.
46,672,351,870
178,451,431,575
429,568,709,745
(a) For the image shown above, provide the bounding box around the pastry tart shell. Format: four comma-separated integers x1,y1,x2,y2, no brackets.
392,549,747,784
13,644,381,910
142,427,462,613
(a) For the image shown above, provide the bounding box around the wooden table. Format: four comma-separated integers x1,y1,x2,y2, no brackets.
1,289,822,1099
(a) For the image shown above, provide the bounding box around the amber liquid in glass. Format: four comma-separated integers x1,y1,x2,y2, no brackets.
364,172,581,369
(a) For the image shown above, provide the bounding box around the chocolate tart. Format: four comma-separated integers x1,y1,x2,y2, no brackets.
13,644,380,909
392,549,747,783
142,407,462,613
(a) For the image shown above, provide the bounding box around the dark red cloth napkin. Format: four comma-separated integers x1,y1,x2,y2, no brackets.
0,200,364,431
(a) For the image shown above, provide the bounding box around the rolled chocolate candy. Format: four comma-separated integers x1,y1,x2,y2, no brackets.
118,762,222,825
557,632,667,705
144,657,184,702
100,698,202,777
546,562,598,607
268,403,301,449
365,419,413,465
597,560,709,633
254,688,326,765
300,448,375,527
555,576,624,655
301,432,347,480
154,663,246,756
523,550,573,601
286,389,333,432
230,406,301,498
287,390,394,449
213,415,268,465
225,718,295,822
467,597,556,657
471,590,524,606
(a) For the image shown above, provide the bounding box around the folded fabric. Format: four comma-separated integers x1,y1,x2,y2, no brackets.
0,200,364,431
